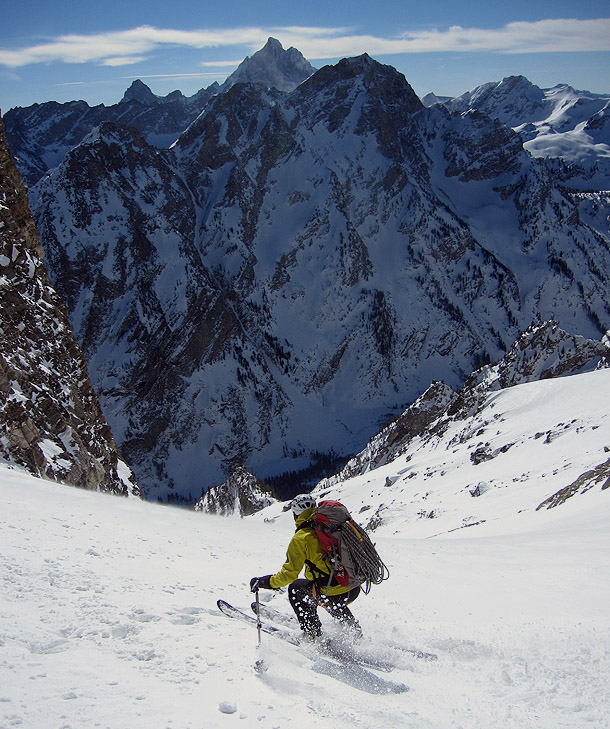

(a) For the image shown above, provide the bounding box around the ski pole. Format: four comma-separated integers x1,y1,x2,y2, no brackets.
253,580,262,646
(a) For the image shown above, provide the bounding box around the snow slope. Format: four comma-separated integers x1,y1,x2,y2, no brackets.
305,367,610,540
1,370,609,728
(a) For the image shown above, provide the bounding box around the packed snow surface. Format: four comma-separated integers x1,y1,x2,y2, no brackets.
1,370,610,728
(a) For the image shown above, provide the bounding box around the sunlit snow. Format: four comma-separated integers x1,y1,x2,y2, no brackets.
1,370,609,728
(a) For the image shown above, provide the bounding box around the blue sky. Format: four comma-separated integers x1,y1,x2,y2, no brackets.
1,0,609,110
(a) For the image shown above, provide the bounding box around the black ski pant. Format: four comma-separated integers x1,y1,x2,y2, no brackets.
288,578,361,637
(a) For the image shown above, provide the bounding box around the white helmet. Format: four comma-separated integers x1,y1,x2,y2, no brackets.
291,494,317,516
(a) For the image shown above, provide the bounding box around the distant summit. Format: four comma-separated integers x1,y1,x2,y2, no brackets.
421,92,452,107
194,465,277,516
447,75,547,128
120,80,191,107
220,37,316,93
121,79,162,105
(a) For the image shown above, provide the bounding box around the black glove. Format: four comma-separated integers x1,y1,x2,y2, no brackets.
250,575,273,592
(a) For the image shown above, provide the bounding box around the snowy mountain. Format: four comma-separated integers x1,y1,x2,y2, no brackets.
193,464,277,516
1,364,609,728
219,37,316,93
3,38,316,187
2,87,216,186
439,75,610,191
0,115,139,495
26,52,610,501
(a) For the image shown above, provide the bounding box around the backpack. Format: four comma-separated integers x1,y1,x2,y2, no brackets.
303,500,390,595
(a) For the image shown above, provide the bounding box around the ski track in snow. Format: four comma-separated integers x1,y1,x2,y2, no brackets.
1,386,610,729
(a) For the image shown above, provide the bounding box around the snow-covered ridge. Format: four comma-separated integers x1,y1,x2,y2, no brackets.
285,320,609,537
439,75,610,188
301,366,610,539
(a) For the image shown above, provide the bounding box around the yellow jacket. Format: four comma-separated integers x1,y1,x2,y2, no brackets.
268,508,351,596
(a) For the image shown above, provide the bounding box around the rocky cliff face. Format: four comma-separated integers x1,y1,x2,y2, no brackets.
0,115,139,495
193,465,277,516
13,53,610,502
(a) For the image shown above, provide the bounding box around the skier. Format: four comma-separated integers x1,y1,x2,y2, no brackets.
250,494,362,640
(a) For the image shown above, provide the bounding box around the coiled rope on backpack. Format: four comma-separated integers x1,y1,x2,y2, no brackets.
340,520,390,594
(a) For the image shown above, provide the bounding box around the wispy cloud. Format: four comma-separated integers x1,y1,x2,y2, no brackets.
200,60,244,68
121,72,227,80
287,19,610,58
0,26,270,67
395,19,610,55
0,20,608,69
102,56,148,67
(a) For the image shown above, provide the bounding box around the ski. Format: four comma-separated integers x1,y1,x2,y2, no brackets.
217,599,300,645
383,642,438,662
250,602,395,673
218,599,408,695
253,602,437,663
251,601,296,628
311,658,409,695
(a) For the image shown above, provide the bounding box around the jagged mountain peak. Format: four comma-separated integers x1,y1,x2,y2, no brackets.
290,52,423,143
119,79,188,106
220,37,316,93
120,79,160,105
462,319,610,392
449,75,547,127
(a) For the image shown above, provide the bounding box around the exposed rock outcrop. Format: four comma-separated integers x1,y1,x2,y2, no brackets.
0,114,139,495
537,457,610,510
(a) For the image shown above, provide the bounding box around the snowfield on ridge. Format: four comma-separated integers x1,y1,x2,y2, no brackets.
1,369,610,729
